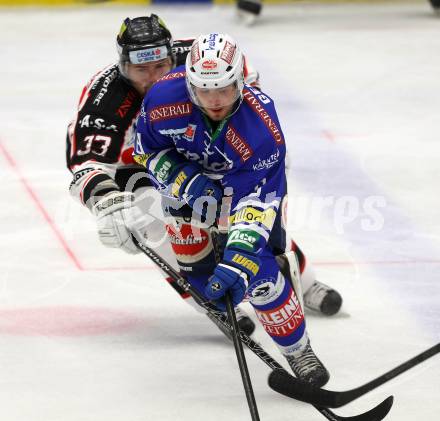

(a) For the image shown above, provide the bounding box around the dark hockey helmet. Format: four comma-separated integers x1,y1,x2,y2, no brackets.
116,14,175,66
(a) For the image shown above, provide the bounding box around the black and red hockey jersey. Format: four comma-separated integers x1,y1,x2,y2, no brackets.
66,39,259,209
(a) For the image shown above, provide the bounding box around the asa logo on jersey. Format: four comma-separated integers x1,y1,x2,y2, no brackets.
225,126,253,162
255,290,304,338
166,223,212,263
149,102,192,122
79,115,118,132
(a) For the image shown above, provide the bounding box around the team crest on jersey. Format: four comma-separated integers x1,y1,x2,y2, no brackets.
182,124,197,142
158,127,188,143
149,102,192,122
176,137,234,173
246,276,281,305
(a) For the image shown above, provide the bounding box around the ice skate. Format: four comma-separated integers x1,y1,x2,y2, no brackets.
212,306,256,340
235,306,256,336
304,281,342,316
285,338,330,387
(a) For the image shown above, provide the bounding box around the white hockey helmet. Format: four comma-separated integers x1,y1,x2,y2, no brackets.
185,33,245,109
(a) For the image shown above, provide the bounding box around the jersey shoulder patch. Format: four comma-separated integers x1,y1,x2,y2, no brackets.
242,87,284,145
147,67,189,119
79,64,141,122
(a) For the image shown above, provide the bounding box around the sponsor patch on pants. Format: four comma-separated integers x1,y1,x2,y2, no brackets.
254,289,304,338
166,223,212,264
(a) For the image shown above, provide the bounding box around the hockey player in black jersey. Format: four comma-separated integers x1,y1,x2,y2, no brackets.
66,14,342,336
66,14,259,334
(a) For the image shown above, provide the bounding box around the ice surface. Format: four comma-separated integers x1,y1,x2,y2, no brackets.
0,3,439,421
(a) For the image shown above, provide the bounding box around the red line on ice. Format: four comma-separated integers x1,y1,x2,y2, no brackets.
0,138,84,270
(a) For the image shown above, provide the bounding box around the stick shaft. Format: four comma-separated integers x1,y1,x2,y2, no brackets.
133,236,392,421
225,293,260,421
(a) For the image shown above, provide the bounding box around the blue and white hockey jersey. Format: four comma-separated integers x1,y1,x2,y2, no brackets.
134,66,287,257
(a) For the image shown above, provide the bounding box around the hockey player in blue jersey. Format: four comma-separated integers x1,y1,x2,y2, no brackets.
134,33,329,386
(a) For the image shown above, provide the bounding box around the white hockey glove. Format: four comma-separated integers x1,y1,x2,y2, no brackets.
92,191,144,255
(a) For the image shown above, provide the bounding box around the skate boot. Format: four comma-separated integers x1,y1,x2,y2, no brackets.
304,281,342,316
285,339,330,387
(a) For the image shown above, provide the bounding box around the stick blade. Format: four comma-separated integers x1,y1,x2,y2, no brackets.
331,396,394,421
268,369,339,407
268,370,394,421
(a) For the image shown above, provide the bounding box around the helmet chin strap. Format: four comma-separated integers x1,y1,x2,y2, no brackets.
227,96,244,118
200,97,244,123
193,82,244,120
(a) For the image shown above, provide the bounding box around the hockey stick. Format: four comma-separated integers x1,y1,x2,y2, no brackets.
211,224,261,421
268,343,439,408
132,236,393,421
225,292,261,421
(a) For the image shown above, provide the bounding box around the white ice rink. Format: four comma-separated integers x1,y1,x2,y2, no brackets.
1,2,439,420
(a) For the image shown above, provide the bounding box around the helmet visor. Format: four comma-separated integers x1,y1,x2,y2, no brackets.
191,81,241,111
120,58,173,95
